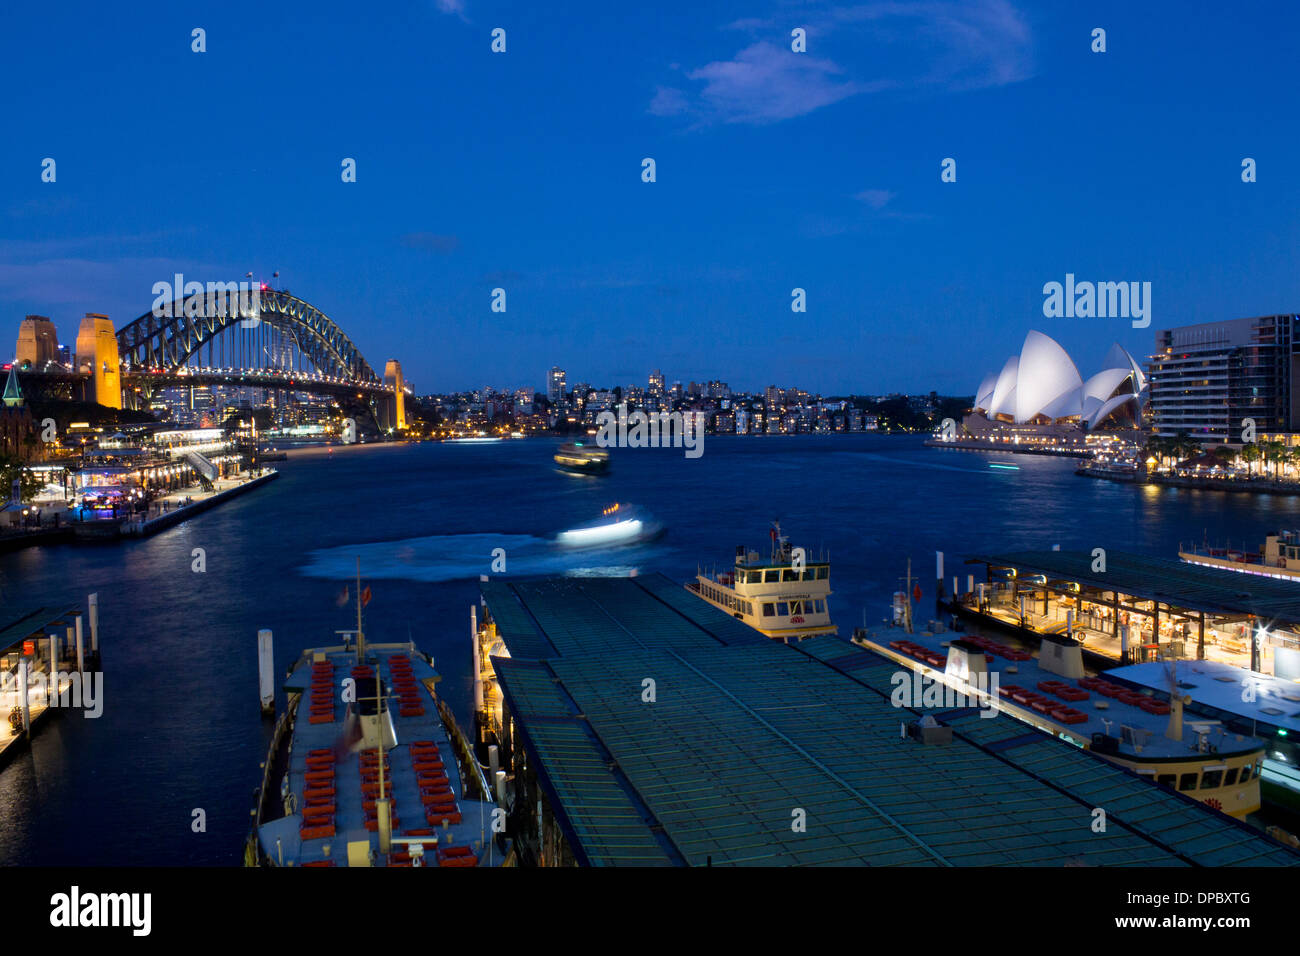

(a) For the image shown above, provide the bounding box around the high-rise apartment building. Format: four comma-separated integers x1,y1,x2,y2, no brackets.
547,366,567,404
1148,314,1300,442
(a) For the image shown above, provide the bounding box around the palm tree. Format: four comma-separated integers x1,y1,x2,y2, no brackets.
1242,443,1261,476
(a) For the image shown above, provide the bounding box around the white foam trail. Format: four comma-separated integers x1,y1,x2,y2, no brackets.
300,531,659,583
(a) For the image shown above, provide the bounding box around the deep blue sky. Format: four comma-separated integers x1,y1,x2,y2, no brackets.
2,1,1297,396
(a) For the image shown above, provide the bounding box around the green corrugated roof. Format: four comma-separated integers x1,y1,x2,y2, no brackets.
0,607,75,654
969,549,1300,622
485,578,1300,867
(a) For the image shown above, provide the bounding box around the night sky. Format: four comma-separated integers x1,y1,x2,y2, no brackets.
2,1,1296,396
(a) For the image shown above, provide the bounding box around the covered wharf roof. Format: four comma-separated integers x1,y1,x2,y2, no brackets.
967,550,1300,623
483,576,1300,867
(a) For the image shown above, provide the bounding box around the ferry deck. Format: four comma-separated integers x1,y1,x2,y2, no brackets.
254,646,497,867
857,623,1267,818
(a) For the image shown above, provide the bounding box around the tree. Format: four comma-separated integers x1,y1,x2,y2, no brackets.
1242,443,1261,476
0,454,40,504
1212,445,1236,471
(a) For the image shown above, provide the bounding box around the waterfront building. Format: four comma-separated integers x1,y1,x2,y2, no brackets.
1148,315,1300,442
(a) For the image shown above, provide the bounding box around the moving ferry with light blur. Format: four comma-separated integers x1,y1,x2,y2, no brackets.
554,441,609,475
555,502,661,550
686,522,835,642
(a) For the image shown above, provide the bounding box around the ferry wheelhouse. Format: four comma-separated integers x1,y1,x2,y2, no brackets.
686,523,835,642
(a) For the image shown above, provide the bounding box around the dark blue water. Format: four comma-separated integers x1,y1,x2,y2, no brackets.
3,435,1298,865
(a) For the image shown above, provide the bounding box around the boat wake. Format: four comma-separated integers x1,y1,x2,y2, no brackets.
300,531,657,583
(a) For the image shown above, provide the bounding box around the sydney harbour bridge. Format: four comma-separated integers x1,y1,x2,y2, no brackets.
12,289,407,432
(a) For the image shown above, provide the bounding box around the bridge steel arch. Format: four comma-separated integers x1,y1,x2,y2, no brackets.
115,291,379,383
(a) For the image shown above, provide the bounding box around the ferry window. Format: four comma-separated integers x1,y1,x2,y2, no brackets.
782,569,798,582
1156,774,1176,789
762,603,775,617
1223,768,1238,786
745,602,753,615
1239,764,1252,782
1178,773,1198,792
816,567,829,579
789,601,803,615
1201,769,1223,790
776,602,789,617
764,570,779,583
748,571,761,584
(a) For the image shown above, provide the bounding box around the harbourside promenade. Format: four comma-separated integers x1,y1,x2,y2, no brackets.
0,470,280,549
1078,463,1300,495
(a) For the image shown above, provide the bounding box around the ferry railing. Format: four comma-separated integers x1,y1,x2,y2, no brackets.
435,694,493,801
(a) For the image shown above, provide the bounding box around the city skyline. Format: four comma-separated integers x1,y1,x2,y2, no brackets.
4,2,1299,395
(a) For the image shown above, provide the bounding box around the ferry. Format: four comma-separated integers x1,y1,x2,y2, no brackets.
686,522,835,642
855,620,1266,818
554,441,609,474
1180,531,1300,582
246,577,503,867
555,502,661,549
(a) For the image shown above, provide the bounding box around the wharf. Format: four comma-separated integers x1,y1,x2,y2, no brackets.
0,604,100,768
68,470,279,542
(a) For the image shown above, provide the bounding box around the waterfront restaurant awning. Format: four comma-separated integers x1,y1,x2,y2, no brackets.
481,574,1300,867
967,550,1300,624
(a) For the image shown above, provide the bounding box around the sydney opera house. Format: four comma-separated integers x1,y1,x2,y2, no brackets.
964,331,1148,443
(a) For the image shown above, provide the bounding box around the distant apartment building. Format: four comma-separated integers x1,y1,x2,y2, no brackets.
547,367,567,404
1148,314,1300,442
647,369,664,397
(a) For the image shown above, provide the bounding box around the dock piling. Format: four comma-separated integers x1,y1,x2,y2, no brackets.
257,629,275,716
74,615,84,673
88,593,99,653
17,660,29,736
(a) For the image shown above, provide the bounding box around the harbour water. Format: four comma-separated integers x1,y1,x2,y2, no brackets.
4,434,1300,865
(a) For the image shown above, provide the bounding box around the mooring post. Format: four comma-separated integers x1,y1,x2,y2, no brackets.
18,660,30,736
257,629,275,716
88,593,99,654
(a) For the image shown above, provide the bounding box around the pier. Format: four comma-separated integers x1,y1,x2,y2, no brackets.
946,550,1300,674
69,470,279,542
0,601,101,768
472,574,1299,866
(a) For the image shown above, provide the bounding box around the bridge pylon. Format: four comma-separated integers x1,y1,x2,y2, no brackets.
74,313,122,409
381,359,407,431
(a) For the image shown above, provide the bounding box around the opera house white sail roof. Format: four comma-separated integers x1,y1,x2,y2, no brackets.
973,332,1147,429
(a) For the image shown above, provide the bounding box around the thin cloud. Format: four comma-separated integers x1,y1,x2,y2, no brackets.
651,0,1034,125
854,188,894,209
399,232,460,254
653,41,872,125
433,0,468,19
